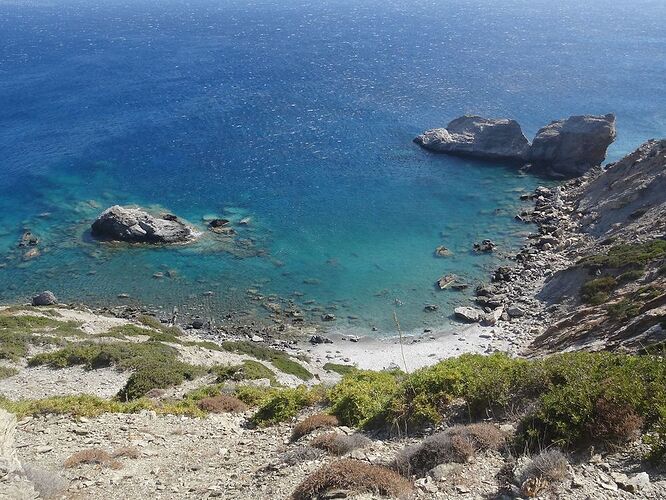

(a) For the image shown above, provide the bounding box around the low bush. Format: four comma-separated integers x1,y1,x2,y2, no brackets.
323,363,357,376
309,432,371,456
581,276,617,304
328,370,402,427
221,341,313,380
580,239,666,271
291,459,412,500
210,360,276,385
197,394,248,413
117,361,203,401
589,397,643,446
395,423,504,477
516,449,569,485
64,448,121,469
291,413,339,442
0,394,153,418
251,386,324,427
644,405,666,463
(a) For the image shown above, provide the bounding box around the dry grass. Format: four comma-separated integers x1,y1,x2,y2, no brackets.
395,423,505,477
291,459,413,500
590,397,643,446
63,448,122,469
291,413,339,442
518,449,569,484
309,432,371,456
197,394,249,413
111,446,140,459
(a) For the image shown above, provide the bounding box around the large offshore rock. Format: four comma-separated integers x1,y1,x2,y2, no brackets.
414,115,530,161
528,114,616,177
91,205,197,244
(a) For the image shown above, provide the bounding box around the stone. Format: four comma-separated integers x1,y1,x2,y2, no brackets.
309,335,333,344
434,245,452,257
436,274,457,290
454,306,482,323
321,313,336,322
481,307,504,326
415,115,530,161
528,114,616,177
18,231,39,247
473,239,496,253
31,291,57,306
507,306,526,318
614,472,649,493
424,304,439,312
190,319,205,329
91,205,197,244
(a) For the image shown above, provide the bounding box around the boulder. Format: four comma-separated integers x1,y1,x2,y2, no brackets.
436,274,458,290
415,115,530,161
424,304,439,312
473,239,496,253
31,291,57,306
91,206,197,244
528,114,616,176
309,335,333,344
434,245,452,257
454,306,483,323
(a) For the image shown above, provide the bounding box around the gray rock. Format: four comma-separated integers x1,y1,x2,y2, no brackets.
91,205,197,244
32,291,57,306
415,115,530,161
309,335,333,344
528,114,616,177
613,472,650,493
424,304,439,312
454,306,483,323
507,306,526,318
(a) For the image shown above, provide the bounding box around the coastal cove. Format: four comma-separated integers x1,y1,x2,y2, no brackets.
2,0,666,334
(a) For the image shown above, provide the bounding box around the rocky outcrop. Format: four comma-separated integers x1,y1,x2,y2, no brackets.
415,113,616,178
91,206,197,244
528,114,616,177
31,291,57,306
0,410,38,499
414,115,530,161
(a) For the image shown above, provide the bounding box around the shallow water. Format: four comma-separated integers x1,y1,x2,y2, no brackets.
1,0,665,332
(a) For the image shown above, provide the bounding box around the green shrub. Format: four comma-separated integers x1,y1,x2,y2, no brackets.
328,370,402,427
323,363,357,376
581,276,617,304
0,315,81,360
580,239,666,271
28,341,178,370
0,395,153,418
221,341,313,380
117,361,204,401
251,385,324,426
210,360,276,385
645,405,666,463
234,386,281,407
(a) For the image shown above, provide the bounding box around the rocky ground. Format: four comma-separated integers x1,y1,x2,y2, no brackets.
3,404,665,499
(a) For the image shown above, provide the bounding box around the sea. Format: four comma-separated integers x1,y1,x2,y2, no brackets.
1,0,665,333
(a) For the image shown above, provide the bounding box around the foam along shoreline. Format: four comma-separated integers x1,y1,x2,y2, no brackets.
304,322,511,371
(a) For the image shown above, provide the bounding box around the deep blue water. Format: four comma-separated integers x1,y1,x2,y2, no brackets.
1,0,665,333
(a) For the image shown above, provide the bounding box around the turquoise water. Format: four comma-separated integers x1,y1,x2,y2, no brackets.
1,0,665,332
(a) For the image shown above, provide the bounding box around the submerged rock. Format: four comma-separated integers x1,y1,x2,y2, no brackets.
415,115,530,161
18,231,39,247
528,114,616,177
91,206,197,244
473,240,496,253
436,274,458,290
32,291,57,306
434,245,452,257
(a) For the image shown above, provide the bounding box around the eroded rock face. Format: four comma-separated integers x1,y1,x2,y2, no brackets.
414,115,530,161
91,206,197,244
528,114,616,177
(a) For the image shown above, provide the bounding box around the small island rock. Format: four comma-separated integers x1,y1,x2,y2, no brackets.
414,115,530,161
91,206,197,244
